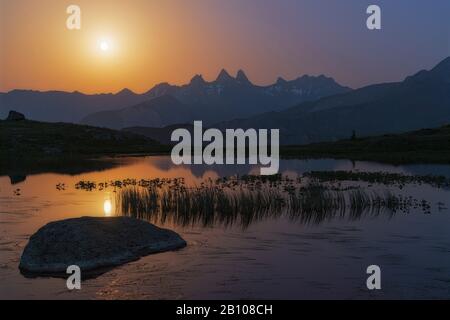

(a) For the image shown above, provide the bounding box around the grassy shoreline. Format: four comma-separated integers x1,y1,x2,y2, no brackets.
281,125,450,164
2,120,450,171
0,119,170,175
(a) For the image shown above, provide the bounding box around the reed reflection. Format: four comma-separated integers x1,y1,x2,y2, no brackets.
111,175,433,229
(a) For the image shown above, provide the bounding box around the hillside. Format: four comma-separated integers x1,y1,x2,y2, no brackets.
83,95,197,130
282,124,450,164
0,119,168,159
123,123,195,145
0,88,147,123
217,56,450,145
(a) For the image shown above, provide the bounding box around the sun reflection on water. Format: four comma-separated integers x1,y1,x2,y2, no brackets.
103,198,113,217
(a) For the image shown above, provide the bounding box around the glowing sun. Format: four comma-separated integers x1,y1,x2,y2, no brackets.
100,40,110,52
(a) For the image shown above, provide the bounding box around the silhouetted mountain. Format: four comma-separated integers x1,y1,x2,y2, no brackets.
1,69,349,127
115,88,136,98
216,57,450,145
82,95,198,129
81,69,350,129
236,70,251,85
0,89,148,123
216,69,235,84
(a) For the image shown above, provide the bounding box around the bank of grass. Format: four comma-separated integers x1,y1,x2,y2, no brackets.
281,125,450,164
0,120,169,157
0,120,170,174
3,120,450,168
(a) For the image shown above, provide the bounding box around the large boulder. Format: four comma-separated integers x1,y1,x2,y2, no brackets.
19,217,186,277
6,110,26,121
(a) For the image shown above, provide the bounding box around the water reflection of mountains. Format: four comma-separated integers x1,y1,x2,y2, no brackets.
2,158,120,183
134,156,450,180
4,156,450,185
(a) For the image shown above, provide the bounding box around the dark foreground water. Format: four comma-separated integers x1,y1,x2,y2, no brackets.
0,156,449,299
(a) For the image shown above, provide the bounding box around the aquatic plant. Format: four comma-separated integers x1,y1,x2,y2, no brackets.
304,171,450,188
70,173,441,228
113,176,431,229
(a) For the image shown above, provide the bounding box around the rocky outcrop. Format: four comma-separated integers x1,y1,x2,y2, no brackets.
19,217,186,276
6,110,26,121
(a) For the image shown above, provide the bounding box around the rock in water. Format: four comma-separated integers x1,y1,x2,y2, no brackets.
19,217,186,276
6,110,26,121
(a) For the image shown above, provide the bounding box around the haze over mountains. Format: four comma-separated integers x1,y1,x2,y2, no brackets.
81,70,350,129
2,57,449,146
0,88,148,123
0,70,349,128
216,57,450,145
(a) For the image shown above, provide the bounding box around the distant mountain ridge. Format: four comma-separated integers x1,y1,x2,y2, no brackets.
80,70,351,129
216,57,450,145
0,70,349,127
0,89,148,123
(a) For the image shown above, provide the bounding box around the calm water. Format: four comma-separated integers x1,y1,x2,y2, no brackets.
0,156,449,299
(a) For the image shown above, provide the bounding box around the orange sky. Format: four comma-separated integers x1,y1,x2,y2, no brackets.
1,0,290,93
1,0,449,94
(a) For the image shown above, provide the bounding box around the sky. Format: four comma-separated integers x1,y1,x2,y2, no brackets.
0,0,449,93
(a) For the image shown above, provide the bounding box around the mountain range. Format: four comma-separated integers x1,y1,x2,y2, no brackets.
215,57,450,145
2,57,449,146
0,70,349,128
0,88,148,123
80,70,351,129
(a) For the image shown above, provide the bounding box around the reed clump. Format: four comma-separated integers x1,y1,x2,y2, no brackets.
112,175,430,228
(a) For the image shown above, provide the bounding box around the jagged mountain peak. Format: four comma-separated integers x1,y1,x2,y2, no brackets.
190,74,206,86
236,69,251,85
276,77,288,85
297,74,311,80
116,88,135,96
215,69,234,83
